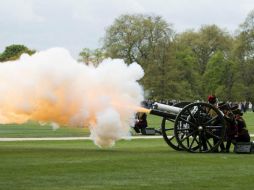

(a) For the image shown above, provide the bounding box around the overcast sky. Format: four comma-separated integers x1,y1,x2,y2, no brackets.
0,0,254,58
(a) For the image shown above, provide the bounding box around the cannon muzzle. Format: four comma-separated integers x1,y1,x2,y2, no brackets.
153,102,182,114
149,109,176,120
145,102,182,120
137,102,182,120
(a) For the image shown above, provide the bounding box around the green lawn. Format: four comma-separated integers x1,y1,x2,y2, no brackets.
0,113,254,189
0,112,254,138
242,111,254,133
0,121,89,138
0,139,254,190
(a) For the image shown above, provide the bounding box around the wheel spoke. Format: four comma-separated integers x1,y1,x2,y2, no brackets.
189,134,197,149
168,135,175,141
206,138,213,149
186,109,197,123
196,105,202,124
197,135,202,152
206,130,221,141
187,137,190,147
165,127,174,131
179,131,195,143
178,116,196,127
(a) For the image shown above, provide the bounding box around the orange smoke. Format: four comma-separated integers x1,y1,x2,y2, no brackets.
135,106,151,113
0,48,145,147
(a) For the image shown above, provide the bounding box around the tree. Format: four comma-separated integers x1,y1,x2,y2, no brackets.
174,33,202,99
78,48,92,64
93,48,105,65
78,48,105,66
178,25,233,75
234,9,254,101
103,14,177,99
0,44,35,62
175,25,233,99
202,51,237,101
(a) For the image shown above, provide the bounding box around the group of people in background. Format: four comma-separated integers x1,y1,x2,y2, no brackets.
239,101,254,112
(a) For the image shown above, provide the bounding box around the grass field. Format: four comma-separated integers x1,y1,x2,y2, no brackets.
1,111,254,137
0,112,254,190
0,121,89,138
0,139,254,190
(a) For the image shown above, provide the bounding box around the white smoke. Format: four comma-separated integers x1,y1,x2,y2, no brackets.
0,48,144,147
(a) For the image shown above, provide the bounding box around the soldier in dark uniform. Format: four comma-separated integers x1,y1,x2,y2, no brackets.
133,112,148,135
232,108,250,143
207,96,226,152
223,105,250,152
219,103,238,153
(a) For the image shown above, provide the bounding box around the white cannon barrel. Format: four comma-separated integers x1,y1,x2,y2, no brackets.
153,102,182,114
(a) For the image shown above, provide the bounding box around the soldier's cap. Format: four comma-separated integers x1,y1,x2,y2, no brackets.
208,95,217,104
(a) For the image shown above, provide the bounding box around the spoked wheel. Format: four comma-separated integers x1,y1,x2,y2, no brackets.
174,102,226,153
161,117,183,151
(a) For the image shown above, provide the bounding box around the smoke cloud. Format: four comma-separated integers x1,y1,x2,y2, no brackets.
0,48,144,147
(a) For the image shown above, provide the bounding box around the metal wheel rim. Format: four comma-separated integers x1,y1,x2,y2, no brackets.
161,117,183,151
174,102,226,153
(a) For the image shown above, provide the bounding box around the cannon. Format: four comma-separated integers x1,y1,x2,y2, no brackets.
147,102,227,153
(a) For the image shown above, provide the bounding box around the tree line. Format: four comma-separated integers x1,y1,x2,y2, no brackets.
1,10,254,102
101,10,254,102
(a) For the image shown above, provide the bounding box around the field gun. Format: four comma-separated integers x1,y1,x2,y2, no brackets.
146,102,226,153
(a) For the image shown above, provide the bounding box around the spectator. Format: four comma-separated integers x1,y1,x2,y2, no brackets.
248,102,252,111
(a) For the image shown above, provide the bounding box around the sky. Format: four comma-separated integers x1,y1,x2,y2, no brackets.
0,0,254,58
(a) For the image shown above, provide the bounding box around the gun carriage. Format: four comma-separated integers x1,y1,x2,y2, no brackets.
148,102,227,153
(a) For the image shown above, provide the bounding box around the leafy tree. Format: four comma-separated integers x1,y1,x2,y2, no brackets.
93,48,105,65
234,9,254,101
99,12,254,101
176,26,232,75
174,34,202,99
103,14,174,65
202,51,236,101
175,26,233,99
78,48,105,66
0,44,35,62
78,48,92,64
103,14,177,99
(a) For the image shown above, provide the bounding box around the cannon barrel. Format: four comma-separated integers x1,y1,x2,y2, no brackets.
145,102,183,120
152,102,182,114
149,109,176,120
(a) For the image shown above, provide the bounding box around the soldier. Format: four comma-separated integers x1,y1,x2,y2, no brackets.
219,103,237,153
208,95,217,106
133,112,148,135
207,95,226,152
232,108,250,143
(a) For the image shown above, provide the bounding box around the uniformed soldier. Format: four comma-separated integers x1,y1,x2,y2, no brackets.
133,112,148,135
